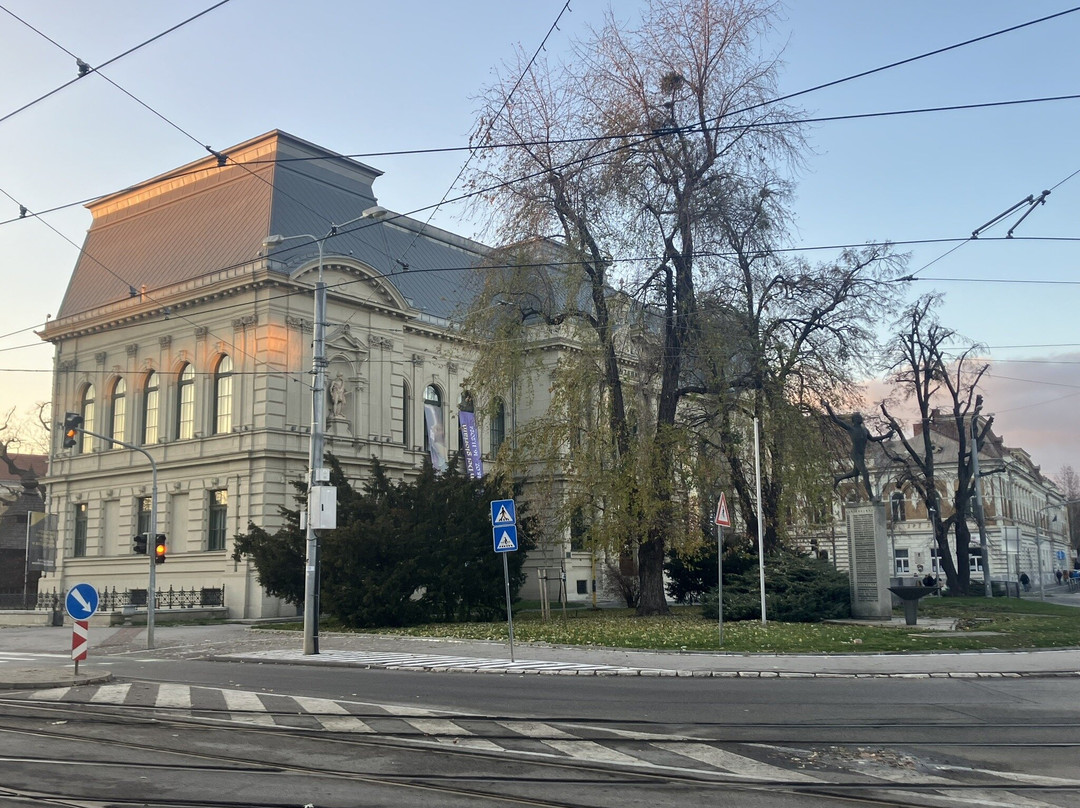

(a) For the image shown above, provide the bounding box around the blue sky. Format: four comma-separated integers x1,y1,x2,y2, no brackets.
1,1,1077,474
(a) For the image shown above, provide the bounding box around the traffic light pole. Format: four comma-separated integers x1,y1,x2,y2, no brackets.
62,420,159,649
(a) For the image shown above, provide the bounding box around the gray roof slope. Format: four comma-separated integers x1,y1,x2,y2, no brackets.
56,131,488,322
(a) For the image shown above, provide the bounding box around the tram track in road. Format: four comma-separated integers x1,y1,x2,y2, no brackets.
0,698,1077,808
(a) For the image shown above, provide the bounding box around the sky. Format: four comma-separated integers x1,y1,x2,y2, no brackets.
0,0,1077,476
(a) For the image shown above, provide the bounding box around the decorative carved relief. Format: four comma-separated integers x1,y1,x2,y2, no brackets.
370,335,393,350
195,326,209,338
159,336,172,348
233,314,257,329
58,359,76,371
95,352,107,364
126,344,138,356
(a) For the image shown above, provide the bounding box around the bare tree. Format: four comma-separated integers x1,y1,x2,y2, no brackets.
879,295,991,595
466,0,906,612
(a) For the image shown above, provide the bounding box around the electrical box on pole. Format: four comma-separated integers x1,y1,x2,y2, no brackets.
308,486,337,530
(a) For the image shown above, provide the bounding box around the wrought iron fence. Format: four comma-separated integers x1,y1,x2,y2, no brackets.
27,585,225,611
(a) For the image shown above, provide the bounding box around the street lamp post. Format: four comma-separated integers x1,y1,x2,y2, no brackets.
262,211,378,655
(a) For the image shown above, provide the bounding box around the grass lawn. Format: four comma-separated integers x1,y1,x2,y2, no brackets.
296,596,1080,655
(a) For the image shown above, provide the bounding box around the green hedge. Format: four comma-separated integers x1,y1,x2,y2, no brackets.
702,550,851,623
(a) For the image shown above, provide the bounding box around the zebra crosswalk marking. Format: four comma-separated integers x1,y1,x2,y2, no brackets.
541,739,653,767
500,721,574,739
28,687,69,700
434,736,505,752
220,689,276,726
405,718,470,735
291,696,374,733
659,742,820,782
155,683,192,709
89,684,131,704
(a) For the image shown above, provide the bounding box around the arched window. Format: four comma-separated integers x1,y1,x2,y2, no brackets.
401,381,411,447
423,384,446,470
490,398,506,452
142,371,159,445
79,384,96,454
213,355,233,435
110,378,126,446
176,364,195,440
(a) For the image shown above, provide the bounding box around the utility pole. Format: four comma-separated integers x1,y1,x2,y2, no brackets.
970,416,992,597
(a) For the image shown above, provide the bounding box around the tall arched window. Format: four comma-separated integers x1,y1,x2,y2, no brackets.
401,381,411,447
142,371,159,445
110,378,126,447
176,364,195,440
79,384,96,454
213,355,233,435
490,398,506,452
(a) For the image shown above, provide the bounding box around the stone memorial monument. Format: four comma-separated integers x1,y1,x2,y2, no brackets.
823,401,894,619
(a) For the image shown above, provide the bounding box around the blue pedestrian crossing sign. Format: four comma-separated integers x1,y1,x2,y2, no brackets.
65,582,99,620
493,524,519,553
490,499,516,527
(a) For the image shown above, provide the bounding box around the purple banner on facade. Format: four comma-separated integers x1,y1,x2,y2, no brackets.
459,410,484,480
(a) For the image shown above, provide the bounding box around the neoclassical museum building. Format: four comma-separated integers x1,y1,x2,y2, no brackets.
40,130,580,618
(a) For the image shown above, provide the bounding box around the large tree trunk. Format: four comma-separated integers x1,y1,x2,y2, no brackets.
636,532,670,616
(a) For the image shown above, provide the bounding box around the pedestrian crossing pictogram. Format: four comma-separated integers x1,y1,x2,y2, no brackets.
493,525,518,552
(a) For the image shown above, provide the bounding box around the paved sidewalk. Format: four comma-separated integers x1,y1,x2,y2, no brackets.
3,616,1080,688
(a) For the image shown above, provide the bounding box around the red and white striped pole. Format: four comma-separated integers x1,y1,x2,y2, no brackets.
71,619,88,675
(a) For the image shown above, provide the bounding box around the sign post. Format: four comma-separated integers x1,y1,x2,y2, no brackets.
491,499,518,661
65,582,99,675
714,494,731,647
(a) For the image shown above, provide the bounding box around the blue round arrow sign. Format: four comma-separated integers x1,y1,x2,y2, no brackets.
65,582,99,620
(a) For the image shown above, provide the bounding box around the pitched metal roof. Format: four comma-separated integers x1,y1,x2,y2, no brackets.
56,130,488,323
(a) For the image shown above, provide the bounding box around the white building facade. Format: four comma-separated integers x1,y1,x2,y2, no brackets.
40,131,596,618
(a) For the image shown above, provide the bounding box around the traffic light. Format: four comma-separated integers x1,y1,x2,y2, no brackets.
133,534,148,555
154,535,167,564
62,412,83,449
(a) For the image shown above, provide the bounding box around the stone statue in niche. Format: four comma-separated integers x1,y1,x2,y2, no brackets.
329,373,348,419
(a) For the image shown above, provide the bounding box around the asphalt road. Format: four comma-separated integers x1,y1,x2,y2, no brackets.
1,623,1079,806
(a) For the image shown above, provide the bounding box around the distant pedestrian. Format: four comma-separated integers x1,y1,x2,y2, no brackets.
1056,569,1063,585
922,573,936,588
1019,572,1031,592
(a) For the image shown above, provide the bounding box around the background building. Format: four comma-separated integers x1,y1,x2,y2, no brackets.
795,414,1071,591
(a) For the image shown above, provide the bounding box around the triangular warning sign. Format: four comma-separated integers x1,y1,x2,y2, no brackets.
496,531,516,550
494,505,513,524
714,493,731,527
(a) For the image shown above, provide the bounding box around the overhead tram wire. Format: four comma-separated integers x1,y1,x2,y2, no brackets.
392,0,574,271
6,7,1078,364
5,228,1078,355
0,0,234,128
1,1,338,234
3,88,1077,234
0,1,1072,232
7,2,1066,231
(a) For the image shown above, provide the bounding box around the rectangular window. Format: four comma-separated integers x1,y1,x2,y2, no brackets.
894,548,910,575
969,553,984,573
137,496,152,536
208,489,228,551
931,547,942,573
73,503,88,557
576,579,588,595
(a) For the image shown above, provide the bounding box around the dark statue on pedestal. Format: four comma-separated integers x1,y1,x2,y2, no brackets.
822,400,894,501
